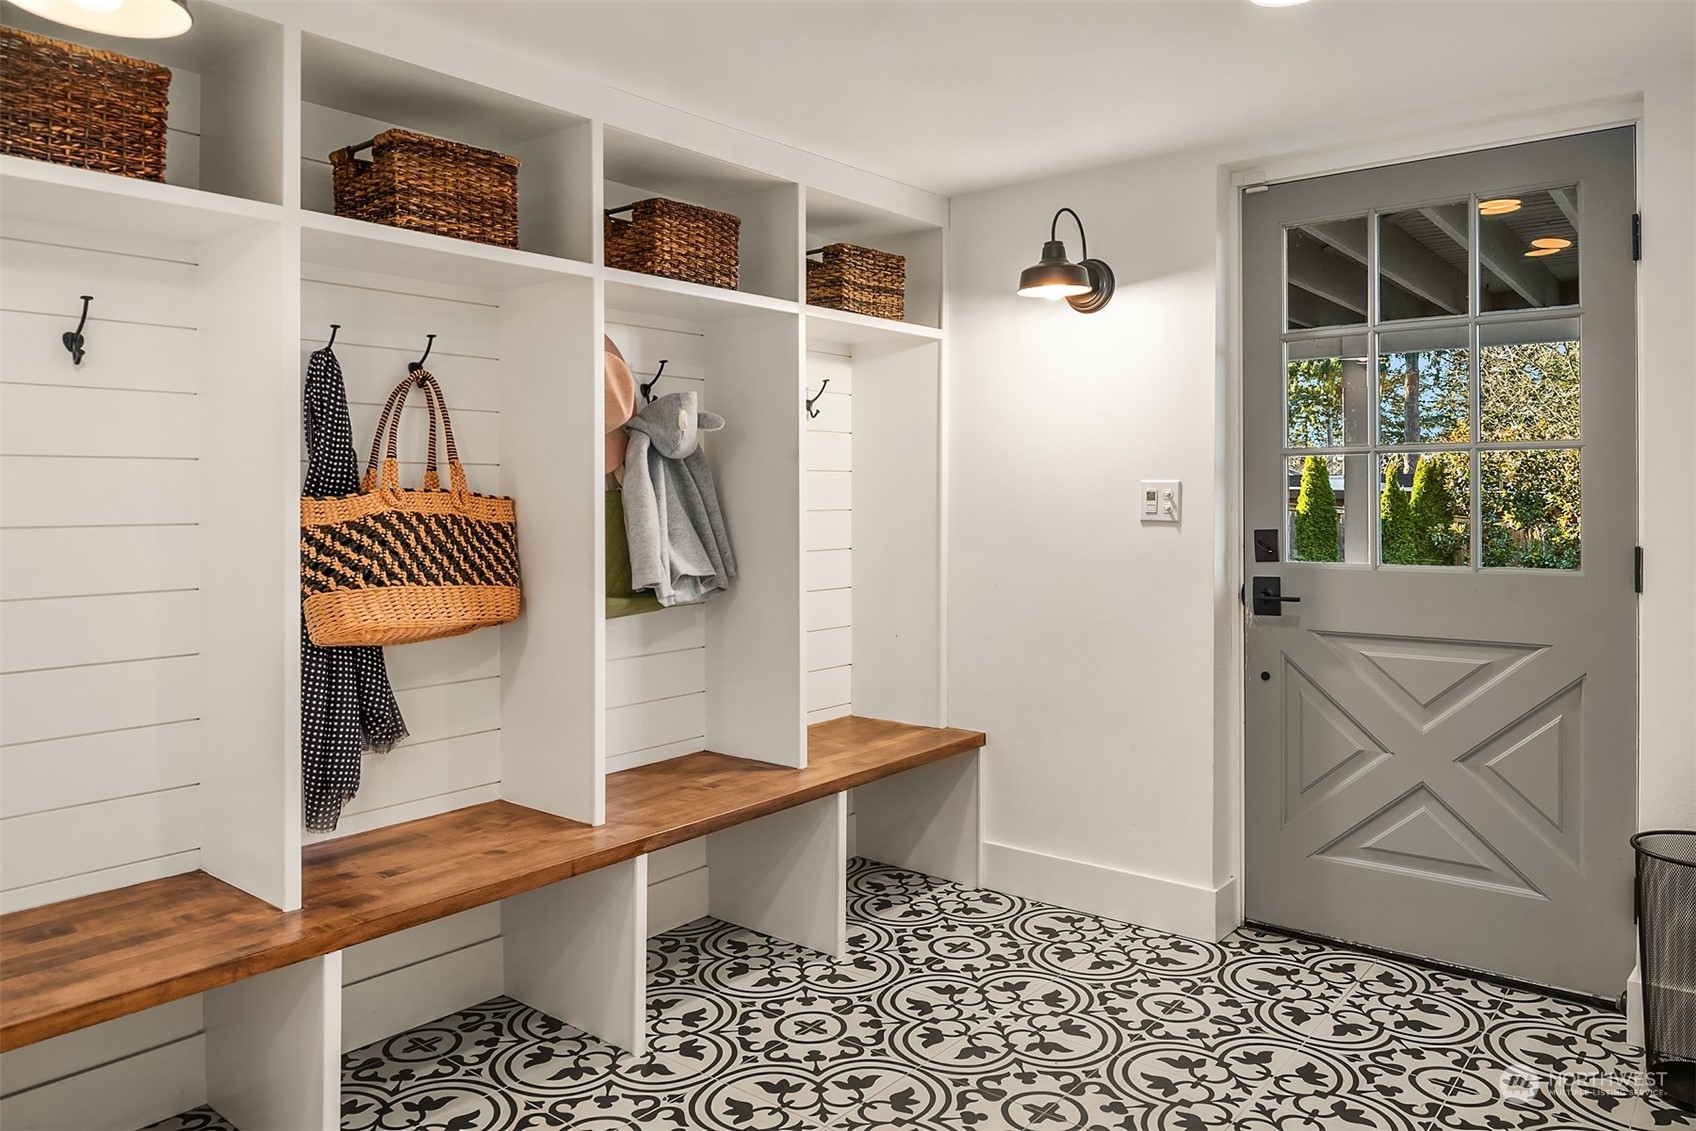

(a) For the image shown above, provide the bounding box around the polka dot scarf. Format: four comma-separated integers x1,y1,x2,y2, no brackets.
301,346,409,832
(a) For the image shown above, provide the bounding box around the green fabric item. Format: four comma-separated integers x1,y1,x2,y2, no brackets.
606,490,662,619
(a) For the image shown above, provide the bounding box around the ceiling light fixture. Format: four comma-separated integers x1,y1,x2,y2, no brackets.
1479,198,1523,216
1249,0,1311,7
1524,248,1563,258
1017,207,1114,313
10,0,192,38
1530,237,1572,250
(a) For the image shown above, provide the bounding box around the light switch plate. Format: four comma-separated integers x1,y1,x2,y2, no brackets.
1140,480,1182,524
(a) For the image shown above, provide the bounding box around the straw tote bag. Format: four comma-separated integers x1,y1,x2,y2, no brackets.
301,372,520,646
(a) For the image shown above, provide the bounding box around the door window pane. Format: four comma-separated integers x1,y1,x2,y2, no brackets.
1378,202,1470,321
1378,326,1471,446
1287,335,1369,449
1479,186,1579,312
1379,452,1470,567
1481,449,1581,569
1480,319,1581,442
1287,218,1369,330
1289,455,1343,562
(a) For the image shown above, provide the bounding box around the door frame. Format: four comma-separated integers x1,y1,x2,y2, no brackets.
1219,98,1658,976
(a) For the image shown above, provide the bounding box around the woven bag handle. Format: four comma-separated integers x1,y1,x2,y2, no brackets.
364,375,446,493
411,372,468,496
361,379,411,493
375,372,466,498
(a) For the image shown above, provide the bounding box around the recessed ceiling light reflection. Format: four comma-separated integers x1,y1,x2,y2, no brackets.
1479,198,1523,215
1530,237,1573,250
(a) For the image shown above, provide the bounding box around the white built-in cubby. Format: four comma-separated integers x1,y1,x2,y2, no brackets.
0,3,956,1127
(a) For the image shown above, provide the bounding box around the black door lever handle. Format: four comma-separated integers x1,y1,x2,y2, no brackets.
1251,576,1300,616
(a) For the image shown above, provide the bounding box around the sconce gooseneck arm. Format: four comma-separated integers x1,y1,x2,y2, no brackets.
1050,207,1088,262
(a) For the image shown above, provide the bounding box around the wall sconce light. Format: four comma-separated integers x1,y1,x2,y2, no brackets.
10,0,192,39
1017,207,1114,313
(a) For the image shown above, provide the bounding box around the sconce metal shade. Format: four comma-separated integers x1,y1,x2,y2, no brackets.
1016,209,1115,313
11,0,192,39
1018,241,1092,298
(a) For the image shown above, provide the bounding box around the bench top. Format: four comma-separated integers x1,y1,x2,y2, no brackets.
0,715,984,1050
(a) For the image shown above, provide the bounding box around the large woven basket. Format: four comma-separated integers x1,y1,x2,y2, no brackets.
0,27,170,181
605,198,740,289
302,373,520,647
331,129,520,248
807,243,906,321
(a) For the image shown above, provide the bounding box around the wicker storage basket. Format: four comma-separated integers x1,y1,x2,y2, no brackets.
605,198,740,289
807,243,907,321
0,27,171,181
331,129,520,248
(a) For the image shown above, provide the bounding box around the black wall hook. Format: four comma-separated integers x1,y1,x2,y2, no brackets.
326,323,340,349
806,377,830,418
62,295,92,366
640,359,669,404
408,333,436,375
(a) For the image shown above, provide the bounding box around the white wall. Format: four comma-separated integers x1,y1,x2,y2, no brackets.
949,68,1696,948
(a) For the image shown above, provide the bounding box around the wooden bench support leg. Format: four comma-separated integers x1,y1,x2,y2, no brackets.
503,855,648,1055
707,792,847,959
205,952,341,1131
853,749,980,887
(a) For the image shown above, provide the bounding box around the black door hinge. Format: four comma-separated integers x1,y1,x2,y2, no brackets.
1632,214,1642,262
1635,546,1644,593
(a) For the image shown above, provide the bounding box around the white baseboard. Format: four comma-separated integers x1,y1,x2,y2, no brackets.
983,841,1239,942
1628,963,1644,1048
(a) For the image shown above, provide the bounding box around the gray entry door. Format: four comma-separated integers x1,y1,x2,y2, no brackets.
1242,128,1638,998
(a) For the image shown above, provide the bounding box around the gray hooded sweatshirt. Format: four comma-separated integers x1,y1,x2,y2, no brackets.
621,390,737,606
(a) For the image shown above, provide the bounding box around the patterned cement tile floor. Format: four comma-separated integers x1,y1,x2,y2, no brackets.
147,858,1695,1131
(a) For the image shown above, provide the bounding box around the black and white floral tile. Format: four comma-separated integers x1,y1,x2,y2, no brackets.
144,858,1696,1131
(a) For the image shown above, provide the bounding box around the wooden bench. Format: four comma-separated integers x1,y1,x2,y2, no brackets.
0,715,985,1053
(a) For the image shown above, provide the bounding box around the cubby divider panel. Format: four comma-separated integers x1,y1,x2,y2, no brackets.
702,313,808,766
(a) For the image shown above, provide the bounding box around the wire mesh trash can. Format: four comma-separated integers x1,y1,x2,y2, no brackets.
1634,830,1696,1112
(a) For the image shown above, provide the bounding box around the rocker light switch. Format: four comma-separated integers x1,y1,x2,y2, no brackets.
1140,480,1181,525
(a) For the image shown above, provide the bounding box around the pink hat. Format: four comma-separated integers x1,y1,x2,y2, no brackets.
604,335,636,474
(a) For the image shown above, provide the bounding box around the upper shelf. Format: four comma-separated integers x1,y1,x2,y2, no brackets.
0,717,985,1052
605,268,799,322
0,157,283,246
806,306,945,350
299,211,594,292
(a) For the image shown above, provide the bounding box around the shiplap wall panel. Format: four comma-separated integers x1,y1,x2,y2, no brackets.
0,787,200,892
0,998,201,1095
0,1033,205,1131
603,318,710,774
0,240,196,326
806,349,853,724
0,592,199,672
0,385,197,459
0,232,206,928
343,939,505,1054
342,905,502,985
299,271,509,846
0,456,199,527
0,656,198,748
0,312,198,393
0,721,199,820
0,526,200,601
